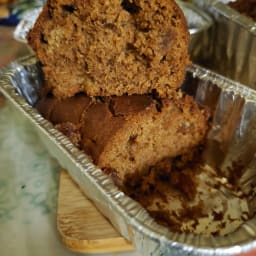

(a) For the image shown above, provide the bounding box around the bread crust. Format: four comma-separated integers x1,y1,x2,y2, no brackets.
37,92,209,185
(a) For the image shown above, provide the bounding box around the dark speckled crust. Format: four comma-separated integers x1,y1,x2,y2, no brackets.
36,92,209,185
80,94,157,162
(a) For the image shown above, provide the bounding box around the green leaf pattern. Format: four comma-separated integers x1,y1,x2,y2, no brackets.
0,103,60,223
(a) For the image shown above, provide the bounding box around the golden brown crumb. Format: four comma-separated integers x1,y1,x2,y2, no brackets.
28,0,190,99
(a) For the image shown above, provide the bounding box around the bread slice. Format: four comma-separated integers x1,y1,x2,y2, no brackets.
28,0,190,99
37,92,209,185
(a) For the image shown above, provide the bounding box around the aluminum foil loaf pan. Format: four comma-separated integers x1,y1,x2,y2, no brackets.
194,0,256,90
1,55,256,255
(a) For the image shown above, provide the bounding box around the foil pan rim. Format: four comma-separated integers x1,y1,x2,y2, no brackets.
187,64,256,100
177,1,213,34
1,55,256,255
208,0,256,33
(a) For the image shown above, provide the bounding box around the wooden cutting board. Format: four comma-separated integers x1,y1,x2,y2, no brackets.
57,170,134,254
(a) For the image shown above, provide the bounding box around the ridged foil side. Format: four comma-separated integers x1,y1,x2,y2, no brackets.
194,0,256,90
1,55,256,255
177,1,214,63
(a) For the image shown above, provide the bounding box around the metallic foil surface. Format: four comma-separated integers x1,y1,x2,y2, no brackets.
1,55,256,255
13,7,42,44
177,1,214,63
194,0,256,90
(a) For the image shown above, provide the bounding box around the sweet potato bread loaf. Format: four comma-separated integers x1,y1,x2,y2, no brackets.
37,92,209,185
28,0,190,99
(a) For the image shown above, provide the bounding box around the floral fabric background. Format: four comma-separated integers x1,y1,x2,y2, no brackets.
0,0,44,26
0,103,75,256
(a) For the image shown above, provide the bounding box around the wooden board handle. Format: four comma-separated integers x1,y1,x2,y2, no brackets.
57,170,134,254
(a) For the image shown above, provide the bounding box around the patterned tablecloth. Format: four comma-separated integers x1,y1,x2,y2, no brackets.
0,24,28,122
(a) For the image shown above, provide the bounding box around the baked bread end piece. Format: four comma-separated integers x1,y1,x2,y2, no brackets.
28,0,190,99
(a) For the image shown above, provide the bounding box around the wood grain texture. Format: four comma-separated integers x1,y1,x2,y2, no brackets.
57,170,134,254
